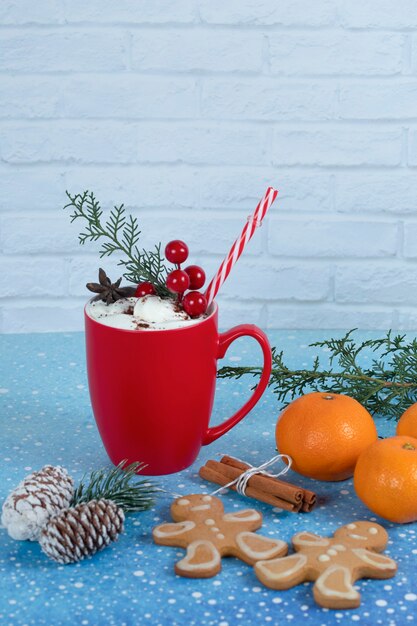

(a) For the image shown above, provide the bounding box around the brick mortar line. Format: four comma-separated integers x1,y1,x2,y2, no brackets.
3,117,417,125
0,162,413,171
0,209,408,223
3,251,403,261
0,119,412,128
2,253,415,265
0,24,416,32
1,161,410,169
0,296,409,310
0,164,414,173
0,70,411,79
2,72,416,81
2,210,413,219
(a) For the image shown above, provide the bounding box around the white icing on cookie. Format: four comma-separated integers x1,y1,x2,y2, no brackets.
332,544,347,552
293,532,329,547
352,548,397,571
368,527,378,535
348,533,368,541
210,527,220,533
235,532,287,561
347,523,356,529
202,496,212,502
204,519,215,526
315,565,359,600
177,498,190,506
223,510,261,523
256,553,307,584
318,554,330,562
190,504,211,511
327,549,337,557
176,540,221,572
153,520,195,538
217,534,225,540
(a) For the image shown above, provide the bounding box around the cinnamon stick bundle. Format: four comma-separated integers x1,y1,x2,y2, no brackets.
198,455,316,513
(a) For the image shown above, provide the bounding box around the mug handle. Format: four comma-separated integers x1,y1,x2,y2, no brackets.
202,324,272,445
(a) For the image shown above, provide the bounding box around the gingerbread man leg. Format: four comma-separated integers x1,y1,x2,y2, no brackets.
175,540,221,578
255,553,308,589
313,565,360,609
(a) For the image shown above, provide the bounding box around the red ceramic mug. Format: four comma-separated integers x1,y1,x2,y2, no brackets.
85,302,272,475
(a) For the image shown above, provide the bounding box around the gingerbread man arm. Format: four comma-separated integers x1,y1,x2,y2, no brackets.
232,532,288,565
175,540,221,578
222,509,263,532
152,520,196,548
351,548,398,578
292,531,330,551
254,553,308,589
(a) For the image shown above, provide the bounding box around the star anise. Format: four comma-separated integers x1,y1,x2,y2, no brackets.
86,268,137,304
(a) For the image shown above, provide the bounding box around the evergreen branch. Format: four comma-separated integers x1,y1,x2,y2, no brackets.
105,204,126,242
71,461,159,513
217,330,417,420
64,190,172,297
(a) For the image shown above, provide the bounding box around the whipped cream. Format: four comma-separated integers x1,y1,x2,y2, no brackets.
87,295,204,331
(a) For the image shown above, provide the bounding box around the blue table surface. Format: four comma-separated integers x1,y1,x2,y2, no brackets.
1,329,416,626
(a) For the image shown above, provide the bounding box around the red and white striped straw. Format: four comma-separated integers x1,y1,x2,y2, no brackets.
205,186,278,305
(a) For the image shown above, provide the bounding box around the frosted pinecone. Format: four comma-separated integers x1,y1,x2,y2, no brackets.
1,466,74,541
39,499,125,564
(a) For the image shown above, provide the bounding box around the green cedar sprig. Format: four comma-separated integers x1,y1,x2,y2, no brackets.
64,190,172,297
217,330,417,420
71,461,159,513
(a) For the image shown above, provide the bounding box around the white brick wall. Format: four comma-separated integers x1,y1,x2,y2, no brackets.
1,0,417,333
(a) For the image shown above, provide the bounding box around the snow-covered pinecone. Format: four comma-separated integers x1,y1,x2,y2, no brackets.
1,465,74,541
39,499,125,564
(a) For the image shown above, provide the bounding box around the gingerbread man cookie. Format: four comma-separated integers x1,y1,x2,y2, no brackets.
153,494,287,578
255,521,397,609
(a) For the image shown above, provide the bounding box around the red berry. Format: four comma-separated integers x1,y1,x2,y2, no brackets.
184,265,206,290
134,282,156,297
165,240,189,265
166,269,190,294
182,291,208,318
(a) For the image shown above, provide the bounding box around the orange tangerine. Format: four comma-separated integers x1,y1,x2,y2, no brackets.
354,435,417,523
275,392,378,481
396,403,417,439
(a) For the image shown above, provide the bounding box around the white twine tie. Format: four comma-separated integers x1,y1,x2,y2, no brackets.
210,454,293,497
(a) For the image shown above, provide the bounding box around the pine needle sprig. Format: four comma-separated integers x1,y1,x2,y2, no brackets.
71,461,159,513
217,330,417,420
64,190,172,297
